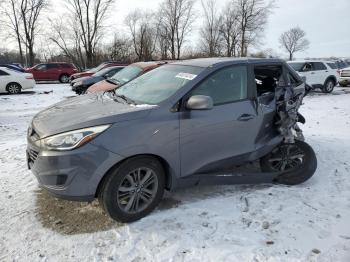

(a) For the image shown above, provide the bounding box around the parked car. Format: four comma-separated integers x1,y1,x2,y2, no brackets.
339,66,350,87
25,63,78,83
27,58,317,222
0,64,25,73
87,61,167,93
70,62,127,81
71,66,125,95
0,67,35,94
287,60,339,93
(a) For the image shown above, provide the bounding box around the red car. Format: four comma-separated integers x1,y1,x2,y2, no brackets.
25,63,78,83
70,62,127,81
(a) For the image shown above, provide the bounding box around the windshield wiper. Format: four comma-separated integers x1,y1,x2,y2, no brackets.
106,78,121,85
113,94,137,105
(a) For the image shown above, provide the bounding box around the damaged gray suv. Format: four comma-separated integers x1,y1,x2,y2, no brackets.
27,58,317,222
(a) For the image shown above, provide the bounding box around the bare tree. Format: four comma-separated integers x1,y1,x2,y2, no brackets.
49,16,86,69
125,9,158,61
199,0,222,57
159,0,196,60
235,0,274,57
19,0,48,66
0,0,25,65
219,1,240,57
65,0,115,68
108,34,134,63
279,27,309,60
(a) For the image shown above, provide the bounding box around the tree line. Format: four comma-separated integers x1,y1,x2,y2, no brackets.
0,0,309,69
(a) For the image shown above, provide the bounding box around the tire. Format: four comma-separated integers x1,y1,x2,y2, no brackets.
6,83,21,94
322,79,335,93
99,156,165,222
59,74,70,83
260,140,317,185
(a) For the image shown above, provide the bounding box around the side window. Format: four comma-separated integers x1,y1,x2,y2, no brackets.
0,70,9,76
60,64,71,68
302,63,312,72
47,64,59,70
327,63,337,69
312,62,327,71
189,66,247,105
36,64,47,71
254,65,283,96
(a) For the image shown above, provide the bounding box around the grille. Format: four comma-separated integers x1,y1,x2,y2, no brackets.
28,149,39,161
341,70,350,77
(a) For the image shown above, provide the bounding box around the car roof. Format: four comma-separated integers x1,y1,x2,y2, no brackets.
288,60,328,63
171,57,283,68
131,61,168,70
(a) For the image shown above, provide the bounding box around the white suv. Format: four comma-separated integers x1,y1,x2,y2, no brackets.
287,60,339,93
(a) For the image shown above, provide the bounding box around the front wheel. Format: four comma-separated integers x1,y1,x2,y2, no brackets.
99,156,165,222
260,140,317,185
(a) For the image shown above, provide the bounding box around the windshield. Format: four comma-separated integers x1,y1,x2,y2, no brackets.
93,67,113,77
109,66,143,85
115,64,204,105
89,63,108,73
288,62,305,72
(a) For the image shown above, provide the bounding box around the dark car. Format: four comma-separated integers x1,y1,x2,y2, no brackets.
0,64,25,73
87,61,167,93
70,62,127,81
27,58,317,222
25,63,78,83
71,66,125,95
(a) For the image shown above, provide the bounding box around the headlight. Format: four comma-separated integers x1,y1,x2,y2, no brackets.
41,125,110,151
74,81,83,87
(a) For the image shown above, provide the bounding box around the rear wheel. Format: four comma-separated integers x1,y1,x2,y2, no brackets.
260,140,317,185
322,79,335,93
99,156,165,222
59,74,70,83
7,83,21,94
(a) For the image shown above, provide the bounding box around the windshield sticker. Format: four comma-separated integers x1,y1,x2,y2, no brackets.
175,72,197,81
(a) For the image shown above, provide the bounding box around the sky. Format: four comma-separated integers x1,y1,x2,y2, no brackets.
3,0,350,59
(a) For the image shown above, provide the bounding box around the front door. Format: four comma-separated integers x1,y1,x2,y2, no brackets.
179,65,259,177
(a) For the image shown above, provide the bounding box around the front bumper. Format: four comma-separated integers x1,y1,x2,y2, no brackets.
27,141,124,201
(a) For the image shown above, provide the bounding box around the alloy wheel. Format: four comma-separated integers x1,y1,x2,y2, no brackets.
267,144,305,172
117,167,158,214
326,81,334,92
8,84,20,94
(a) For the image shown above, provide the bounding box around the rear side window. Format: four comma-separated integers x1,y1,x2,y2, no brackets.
311,62,327,71
60,64,72,68
0,70,9,76
254,65,283,96
327,63,337,69
190,66,247,105
47,64,59,69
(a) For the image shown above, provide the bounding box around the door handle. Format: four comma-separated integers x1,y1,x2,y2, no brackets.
238,114,255,121
311,72,315,74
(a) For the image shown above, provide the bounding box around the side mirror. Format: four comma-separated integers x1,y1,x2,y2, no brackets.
186,95,213,110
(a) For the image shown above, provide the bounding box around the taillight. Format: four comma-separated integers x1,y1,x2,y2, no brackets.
337,70,341,75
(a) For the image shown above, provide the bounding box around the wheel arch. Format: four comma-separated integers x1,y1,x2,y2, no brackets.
324,75,337,85
94,153,174,198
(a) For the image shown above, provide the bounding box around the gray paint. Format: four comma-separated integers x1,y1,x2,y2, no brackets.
27,58,305,200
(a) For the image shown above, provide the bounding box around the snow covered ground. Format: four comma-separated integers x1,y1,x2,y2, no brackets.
1,84,350,262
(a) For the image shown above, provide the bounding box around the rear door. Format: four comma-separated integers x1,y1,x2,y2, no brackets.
310,62,328,85
179,65,259,176
46,64,60,80
0,69,10,92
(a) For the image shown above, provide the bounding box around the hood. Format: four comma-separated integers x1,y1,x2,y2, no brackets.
87,80,118,93
31,93,155,138
72,76,104,86
71,71,94,79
